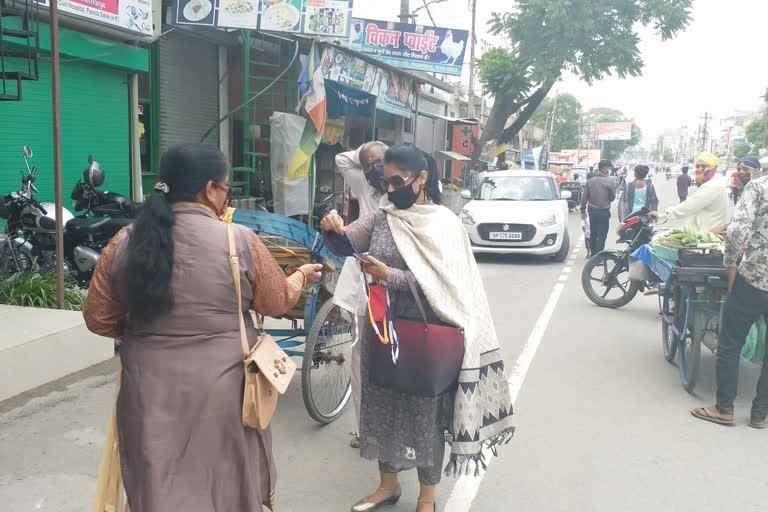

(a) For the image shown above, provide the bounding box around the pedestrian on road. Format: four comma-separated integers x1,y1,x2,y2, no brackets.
83,144,322,512
321,146,515,512
677,165,692,203
587,166,596,180
692,174,768,428
619,164,659,221
580,159,617,254
335,141,389,220
649,152,729,233
334,140,389,449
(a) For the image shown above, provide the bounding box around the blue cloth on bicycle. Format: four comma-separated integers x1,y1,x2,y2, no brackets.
632,244,674,286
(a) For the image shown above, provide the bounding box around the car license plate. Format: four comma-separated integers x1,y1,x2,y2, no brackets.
489,232,522,240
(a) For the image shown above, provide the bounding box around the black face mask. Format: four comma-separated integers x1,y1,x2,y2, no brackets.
365,165,385,189
388,182,421,210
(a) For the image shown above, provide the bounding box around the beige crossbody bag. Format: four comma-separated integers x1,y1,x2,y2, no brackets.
227,223,296,430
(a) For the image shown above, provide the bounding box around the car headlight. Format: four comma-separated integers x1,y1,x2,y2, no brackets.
460,209,476,225
538,213,558,227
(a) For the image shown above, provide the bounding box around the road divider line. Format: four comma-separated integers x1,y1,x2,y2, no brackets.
444,272,570,511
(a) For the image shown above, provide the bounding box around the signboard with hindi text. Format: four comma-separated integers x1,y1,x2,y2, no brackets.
451,124,478,177
347,18,468,76
596,122,633,141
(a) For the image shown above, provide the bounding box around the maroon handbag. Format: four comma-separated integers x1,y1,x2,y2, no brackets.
368,276,464,397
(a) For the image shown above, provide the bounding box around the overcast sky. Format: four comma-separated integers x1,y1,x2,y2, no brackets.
353,0,768,145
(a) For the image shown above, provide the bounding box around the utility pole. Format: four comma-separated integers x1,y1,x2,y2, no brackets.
468,0,477,119
50,0,65,308
546,91,559,155
700,112,711,153
399,0,410,22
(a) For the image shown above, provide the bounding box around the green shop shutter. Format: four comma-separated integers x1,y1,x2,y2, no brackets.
158,31,219,149
0,58,130,205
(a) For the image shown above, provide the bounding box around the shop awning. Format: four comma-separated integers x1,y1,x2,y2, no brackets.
435,151,471,161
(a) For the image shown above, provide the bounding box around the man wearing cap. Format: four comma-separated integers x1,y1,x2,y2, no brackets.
580,159,616,254
692,170,768,428
649,152,729,232
731,156,761,204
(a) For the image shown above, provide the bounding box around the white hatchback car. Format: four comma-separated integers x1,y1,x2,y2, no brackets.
460,171,571,261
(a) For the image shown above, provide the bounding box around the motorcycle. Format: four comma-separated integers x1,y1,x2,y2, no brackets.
581,207,656,308
0,146,125,286
71,155,138,237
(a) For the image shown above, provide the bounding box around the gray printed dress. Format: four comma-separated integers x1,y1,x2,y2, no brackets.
337,210,454,471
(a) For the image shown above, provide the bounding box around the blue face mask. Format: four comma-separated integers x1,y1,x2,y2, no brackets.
365,165,385,190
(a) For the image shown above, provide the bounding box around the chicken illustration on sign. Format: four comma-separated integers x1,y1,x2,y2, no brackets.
347,17,468,76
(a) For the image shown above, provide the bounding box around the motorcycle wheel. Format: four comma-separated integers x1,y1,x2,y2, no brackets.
0,242,34,279
581,251,641,308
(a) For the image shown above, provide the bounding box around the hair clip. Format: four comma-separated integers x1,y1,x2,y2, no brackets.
154,182,170,194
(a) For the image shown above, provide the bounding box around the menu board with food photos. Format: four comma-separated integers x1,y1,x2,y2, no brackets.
173,0,352,34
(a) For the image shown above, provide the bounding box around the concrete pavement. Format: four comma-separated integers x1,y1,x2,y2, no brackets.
2,174,765,511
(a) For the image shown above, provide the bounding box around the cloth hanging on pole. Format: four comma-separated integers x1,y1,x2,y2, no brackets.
297,41,327,135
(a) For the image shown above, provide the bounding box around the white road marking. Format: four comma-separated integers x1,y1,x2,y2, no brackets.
444,235,582,511
561,267,572,274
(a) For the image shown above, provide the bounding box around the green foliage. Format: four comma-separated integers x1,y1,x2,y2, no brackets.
746,118,766,148
663,147,675,163
733,143,752,159
475,0,691,147
530,93,583,151
0,272,85,310
583,107,642,161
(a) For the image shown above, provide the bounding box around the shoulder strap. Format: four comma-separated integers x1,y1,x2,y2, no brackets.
227,223,250,359
405,273,429,326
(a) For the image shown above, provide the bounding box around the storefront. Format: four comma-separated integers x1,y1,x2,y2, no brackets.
0,21,148,204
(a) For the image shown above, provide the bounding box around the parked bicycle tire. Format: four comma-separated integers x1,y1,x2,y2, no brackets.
301,300,355,424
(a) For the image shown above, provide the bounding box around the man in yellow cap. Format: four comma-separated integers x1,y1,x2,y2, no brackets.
649,152,729,232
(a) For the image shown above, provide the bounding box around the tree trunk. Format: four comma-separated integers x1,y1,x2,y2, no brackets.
472,81,555,161
471,93,517,159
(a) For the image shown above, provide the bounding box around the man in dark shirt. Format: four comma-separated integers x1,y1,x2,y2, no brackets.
580,159,616,254
677,166,692,203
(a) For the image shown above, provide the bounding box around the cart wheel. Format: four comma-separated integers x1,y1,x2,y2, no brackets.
678,289,701,392
302,300,355,424
661,290,678,363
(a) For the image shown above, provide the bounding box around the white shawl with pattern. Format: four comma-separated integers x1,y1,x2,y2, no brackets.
383,203,515,475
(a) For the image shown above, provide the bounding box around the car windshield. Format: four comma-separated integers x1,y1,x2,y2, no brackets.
477,176,558,201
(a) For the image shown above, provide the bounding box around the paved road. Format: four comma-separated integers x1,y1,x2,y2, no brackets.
1,174,765,512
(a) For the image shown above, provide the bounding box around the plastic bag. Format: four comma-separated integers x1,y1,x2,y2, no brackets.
741,315,767,364
270,112,310,217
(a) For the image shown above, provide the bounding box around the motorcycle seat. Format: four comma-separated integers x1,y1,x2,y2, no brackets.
66,216,110,235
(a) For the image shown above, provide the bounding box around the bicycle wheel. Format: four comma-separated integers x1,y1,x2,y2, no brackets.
301,299,355,424
677,287,701,392
661,288,679,363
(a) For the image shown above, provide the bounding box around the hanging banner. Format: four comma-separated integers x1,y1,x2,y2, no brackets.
375,71,416,118
347,18,468,76
319,47,382,96
325,80,375,119
34,0,153,35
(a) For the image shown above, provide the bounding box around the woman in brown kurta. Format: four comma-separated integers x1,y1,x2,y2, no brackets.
83,144,322,512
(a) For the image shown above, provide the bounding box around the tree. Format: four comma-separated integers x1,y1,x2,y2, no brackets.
474,0,692,159
663,147,675,163
582,107,642,161
530,93,582,152
746,118,766,150
733,143,752,159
